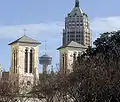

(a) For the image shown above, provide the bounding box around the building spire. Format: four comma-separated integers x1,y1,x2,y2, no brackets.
75,0,79,8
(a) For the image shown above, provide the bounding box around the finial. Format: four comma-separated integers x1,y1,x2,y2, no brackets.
75,0,79,7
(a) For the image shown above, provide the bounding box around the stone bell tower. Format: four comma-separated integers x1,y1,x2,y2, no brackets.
9,35,40,92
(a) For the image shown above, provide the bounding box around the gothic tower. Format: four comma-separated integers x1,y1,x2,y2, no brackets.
63,0,92,47
9,35,40,92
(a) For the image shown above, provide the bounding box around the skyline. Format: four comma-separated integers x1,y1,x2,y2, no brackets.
0,0,120,71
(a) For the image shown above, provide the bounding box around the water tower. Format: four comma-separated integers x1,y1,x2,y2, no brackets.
39,41,52,73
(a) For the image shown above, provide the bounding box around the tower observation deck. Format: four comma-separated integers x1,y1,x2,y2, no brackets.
39,54,52,73
39,41,52,73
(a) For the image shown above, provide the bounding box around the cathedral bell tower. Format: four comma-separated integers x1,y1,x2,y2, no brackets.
8,35,40,92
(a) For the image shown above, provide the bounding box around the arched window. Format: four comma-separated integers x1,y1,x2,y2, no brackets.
64,53,67,74
25,49,28,73
62,54,65,72
29,49,33,73
16,50,17,73
13,50,16,73
73,52,77,60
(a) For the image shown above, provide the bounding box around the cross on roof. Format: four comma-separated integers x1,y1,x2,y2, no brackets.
22,28,27,35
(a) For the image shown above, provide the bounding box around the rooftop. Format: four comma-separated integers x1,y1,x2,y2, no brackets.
67,0,87,17
8,35,41,45
57,41,87,50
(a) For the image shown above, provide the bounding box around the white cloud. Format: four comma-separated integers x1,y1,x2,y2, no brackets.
91,16,120,33
0,16,120,40
0,22,64,69
0,22,64,40
91,16,120,41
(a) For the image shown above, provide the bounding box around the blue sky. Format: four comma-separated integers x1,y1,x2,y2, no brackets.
0,0,120,72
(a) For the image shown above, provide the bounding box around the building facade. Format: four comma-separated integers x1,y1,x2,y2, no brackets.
58,41,87,73
63,0,92,47
8,35,40,93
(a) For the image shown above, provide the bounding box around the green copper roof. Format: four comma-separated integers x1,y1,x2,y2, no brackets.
8,35,41,45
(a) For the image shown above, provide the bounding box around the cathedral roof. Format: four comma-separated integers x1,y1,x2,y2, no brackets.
57,41,87,50
8,35,41,45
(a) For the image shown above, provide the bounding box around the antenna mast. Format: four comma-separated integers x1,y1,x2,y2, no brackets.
43,41,47,54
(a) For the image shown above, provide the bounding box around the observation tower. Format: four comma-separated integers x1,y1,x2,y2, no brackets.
39,41,52,73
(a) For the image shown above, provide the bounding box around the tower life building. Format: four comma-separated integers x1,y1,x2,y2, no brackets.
63,0,92,47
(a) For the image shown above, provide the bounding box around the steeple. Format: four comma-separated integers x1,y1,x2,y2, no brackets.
75,0,79,8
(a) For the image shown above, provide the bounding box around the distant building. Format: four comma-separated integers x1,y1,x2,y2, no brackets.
63,0,92,47
39,54,52,74
58,0,91,73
